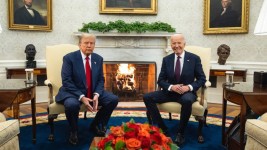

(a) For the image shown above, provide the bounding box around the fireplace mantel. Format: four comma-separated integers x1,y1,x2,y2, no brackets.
73,32,175,52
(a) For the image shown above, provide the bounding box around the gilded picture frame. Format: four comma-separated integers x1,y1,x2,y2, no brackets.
203,0,249,34
8,0,52,31
99,0,157,14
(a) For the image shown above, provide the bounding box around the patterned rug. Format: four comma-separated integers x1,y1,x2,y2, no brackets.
19,107,233,127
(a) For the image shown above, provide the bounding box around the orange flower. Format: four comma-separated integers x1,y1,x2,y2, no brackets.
110,126,124,137
160,133,171,143
139,123,150,132
126,138,141,150
138,128,150,138
95,119,179,150
151,144,162,150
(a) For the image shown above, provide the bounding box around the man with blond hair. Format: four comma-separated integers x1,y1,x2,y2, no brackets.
56,34,118,145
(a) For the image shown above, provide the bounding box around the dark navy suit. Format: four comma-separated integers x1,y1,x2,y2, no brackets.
144,51,206,134
56,50,118,133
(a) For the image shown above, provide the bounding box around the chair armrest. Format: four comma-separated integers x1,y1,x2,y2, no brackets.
44,79,54,104
0,112,6,122
199,80,210,106
205,81,211,87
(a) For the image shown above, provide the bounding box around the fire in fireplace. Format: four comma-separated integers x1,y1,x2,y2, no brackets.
103,61,156,101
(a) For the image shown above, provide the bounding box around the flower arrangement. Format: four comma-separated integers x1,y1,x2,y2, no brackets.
91,119,179,150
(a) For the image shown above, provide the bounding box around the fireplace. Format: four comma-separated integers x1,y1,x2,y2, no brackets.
103,61,156,101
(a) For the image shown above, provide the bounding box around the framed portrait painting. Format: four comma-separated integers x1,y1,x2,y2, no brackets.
99,0,157,14
203,0,249,34
8,0,52,31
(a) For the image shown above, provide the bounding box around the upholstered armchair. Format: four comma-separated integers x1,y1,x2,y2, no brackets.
0,112,20,150
45,44,87,141
152,46,211,143
245,112,267,150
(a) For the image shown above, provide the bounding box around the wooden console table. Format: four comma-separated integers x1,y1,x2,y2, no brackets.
210,69,247,87
6,67,46,79
0,79,37,143
222,82,267,150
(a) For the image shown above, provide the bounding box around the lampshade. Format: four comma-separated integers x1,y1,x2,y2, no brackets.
0,23,2,33
254,0,267,35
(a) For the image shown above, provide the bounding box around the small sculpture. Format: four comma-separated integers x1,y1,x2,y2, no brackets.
25,44,37,68
217,44,230,65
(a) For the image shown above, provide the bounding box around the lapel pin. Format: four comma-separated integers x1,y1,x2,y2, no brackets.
187,60,190,62
94,62,96,64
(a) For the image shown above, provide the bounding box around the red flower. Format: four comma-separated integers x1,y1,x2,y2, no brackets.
94,119,179,150
150,132,162,144
139,136,150,149
124,130,136,139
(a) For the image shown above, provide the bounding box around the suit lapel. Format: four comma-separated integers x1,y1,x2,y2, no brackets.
169,53,175,77
90,53,98,90
181,51,190,77
74,51,87,87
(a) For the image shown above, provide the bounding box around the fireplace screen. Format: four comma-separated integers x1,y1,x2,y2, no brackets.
103,61,156,101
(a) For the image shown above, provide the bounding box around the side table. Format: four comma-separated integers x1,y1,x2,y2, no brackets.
0,79,37,143
222,82,267,150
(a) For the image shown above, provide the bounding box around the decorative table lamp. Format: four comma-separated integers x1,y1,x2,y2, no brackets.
225,71,234,86
254,0,267,35
25,69,34,84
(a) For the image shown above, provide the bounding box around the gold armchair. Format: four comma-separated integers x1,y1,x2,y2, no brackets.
154,46,211,143
45,44,87,141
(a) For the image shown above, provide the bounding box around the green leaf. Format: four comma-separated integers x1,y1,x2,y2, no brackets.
104,146,114,150
170,143,179,150
90,147,98,150
115,140,125,150
129,118,135,123
79,20,176,33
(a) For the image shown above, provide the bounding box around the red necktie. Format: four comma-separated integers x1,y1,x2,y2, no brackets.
174,56,181,82
85,56,92,98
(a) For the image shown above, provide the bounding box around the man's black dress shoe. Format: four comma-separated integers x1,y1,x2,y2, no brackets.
69,132,78,145
174,133,185,146
90,124,106,137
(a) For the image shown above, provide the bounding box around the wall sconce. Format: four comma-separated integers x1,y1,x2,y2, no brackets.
254,0,267,35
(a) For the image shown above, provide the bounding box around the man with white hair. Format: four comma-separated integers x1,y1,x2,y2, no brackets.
210,0,241,28
14,0,46,25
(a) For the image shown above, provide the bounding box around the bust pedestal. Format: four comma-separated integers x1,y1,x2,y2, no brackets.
26,61,36,68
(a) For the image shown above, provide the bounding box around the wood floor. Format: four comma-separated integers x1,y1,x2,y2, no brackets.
2,102,240,119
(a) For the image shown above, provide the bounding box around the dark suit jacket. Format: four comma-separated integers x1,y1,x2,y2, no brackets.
210,6,241,28
56,50,104,102
158,51,206,93
14,6,46,25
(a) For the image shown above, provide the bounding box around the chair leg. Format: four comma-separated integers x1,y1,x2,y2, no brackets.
169,113,172,121
48,114,58,141
196,109,208,143
204,109,208,127
197,117,204,143
84,111,87,120
146,111,152,124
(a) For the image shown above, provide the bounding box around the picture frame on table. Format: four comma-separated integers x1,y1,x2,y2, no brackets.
203,0,249,34
8,0,52,31
99,0,157,14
